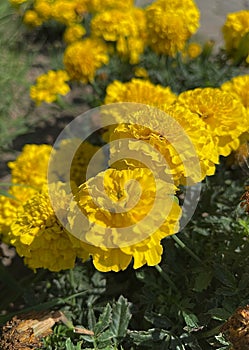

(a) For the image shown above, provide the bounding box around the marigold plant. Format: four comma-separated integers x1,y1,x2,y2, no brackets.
30,70,70,106
8,144,52,188
104,78,176,107
63,38,109,83
63,23,86,44
10,183,89,271
177,87,248,157
222,10,249,63
221,75,249,111
145,0,200,56
68,168,181,272
91,7,147,64
0,186,38,243
107,104,219,186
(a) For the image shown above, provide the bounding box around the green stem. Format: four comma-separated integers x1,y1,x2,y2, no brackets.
155,265,178,292
172,234,202,264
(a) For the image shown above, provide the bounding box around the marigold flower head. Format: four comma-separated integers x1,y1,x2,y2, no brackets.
63,38,109,83
68,168,181,272
50,1,79,25
91,8,147,64
221,75,249,110
8,144,52,189
10,183,89,271
0,186,39,243
30,70,70,105
23,10,43,27
108,104,218,186
33,0,52,21
185,42,202,59
177,87,248,157
104,78,176,107
146,0,200,56
222,10,249,60
63,23,86,44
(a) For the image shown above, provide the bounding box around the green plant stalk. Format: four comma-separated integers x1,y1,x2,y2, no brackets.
172,234,202,264
155,264,178,292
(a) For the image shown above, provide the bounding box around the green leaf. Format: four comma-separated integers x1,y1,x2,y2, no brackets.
97,329,114,345
233,32,249,64
95,303,112,336
207,308,231,321
182,311,199,329
87,306,96,330
214,265,236,288
65,338,82,350
144,311,172,329
109,295,132,343
128,328,171,346
193,271,213,292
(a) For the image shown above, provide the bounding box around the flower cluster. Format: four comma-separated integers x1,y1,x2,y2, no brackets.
8,0,204,105
21,0,88,27
30,70,70,106
10,183,89,271
1,140,182,272
222,10,249,63
0,144,52,243
91,7,147,64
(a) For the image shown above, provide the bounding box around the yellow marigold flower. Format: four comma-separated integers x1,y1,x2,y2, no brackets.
87,0,134,13
177,88,248,157
23,10,43,27
146,0,200,56
30,70,70,105
33,0,52,21
63,23,86,44
222,11,249,60
104,78,176,107
49,138,106,186
8,144,52,189
68,168,181,272
50,0,80,25
221,75,249,110
0,186,38,243
108,104,218,185
63,38,109,83
10,183,89,271
91,8,147,64
186,42,202,59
